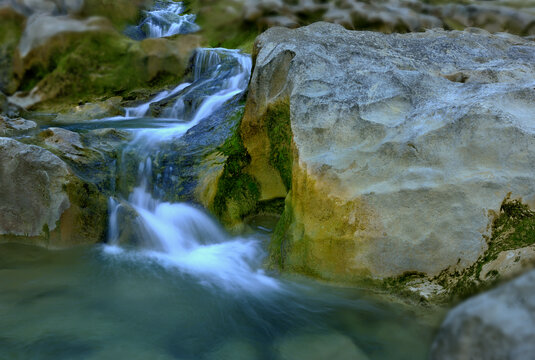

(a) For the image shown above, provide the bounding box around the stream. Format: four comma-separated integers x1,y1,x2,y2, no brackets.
0,1,444,359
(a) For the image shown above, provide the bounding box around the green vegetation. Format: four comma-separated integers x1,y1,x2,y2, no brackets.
64,176,108,244
0,9,24,94
212,107,261,226
26,32,183,107
81,0,150,30
436,194,535,301
269,196,294,269
265,99,293,191
184,0,259,53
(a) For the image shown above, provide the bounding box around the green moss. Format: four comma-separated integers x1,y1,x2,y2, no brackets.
81,0,150,30
0,10,24,94
265,99,293,191
185,0,260,53
212,106,261,226
64,177,108,243
269,195,294,269
437,194,535,301
25,31,184,108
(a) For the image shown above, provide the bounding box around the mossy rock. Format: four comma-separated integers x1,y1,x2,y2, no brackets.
21,28,199,110
435,194,535,302
0,138,108,247
210,106,261,227
81,0,152,30
0,7,25,94
185,0,259,52
58,175,108,245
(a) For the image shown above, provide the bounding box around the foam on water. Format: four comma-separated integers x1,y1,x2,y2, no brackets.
104,47,276,294
134,0,199,38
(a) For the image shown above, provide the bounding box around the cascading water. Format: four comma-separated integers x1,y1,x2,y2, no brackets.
103,47,276,293
0,3,442,358
125,0,199,39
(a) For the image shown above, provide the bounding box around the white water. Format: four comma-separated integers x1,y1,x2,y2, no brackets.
104,48,274,293
100,48,252,144
139,1,199,38
124,82,191,118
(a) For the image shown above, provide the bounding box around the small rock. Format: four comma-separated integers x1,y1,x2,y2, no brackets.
54,97,125,122
39,127,85,161
431,270,535,360
0,116,37,135
480,245,535,281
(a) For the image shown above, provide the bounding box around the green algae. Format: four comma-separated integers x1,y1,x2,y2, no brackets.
63,176,108,244
436,194,535,301
212,107,261,226
265,99,293,191
269,195,294,269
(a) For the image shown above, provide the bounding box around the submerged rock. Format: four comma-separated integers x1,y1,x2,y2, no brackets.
224,23,535,282
430,269,535,360
0,137,107,246
273,332,369,360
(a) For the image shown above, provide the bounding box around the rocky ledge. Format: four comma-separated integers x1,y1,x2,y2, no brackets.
207,22,535,299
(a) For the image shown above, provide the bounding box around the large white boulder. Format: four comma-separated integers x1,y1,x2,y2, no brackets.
241,22,535,280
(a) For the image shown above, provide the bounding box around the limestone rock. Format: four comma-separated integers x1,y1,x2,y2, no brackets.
6,8,199,109
0,137,70,237
480,245,535,282
54,97,124,122
38,127,85,161
241,23,535,280
18,13,112,59
430,270,535,360
188,0,535,54
0,116,36,136
0,137,107,246
4,0,84,16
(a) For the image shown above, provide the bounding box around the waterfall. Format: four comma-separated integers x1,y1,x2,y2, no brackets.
125,0,199,39
104,45,277,293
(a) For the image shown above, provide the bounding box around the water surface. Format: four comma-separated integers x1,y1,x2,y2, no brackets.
0,242,442,360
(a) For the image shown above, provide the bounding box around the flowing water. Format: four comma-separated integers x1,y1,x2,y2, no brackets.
0,3,445,359
125,0,199,39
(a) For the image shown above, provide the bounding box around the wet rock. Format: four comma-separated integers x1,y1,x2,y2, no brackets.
0,137,107,246
54,97,124,122
0,116,37,136
274,332,369,360
0,137,69,237
33,127,129,191
479,245,535,281
38,127,85,161
3,4,199,110
430,270,535,360
234,23,535,281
